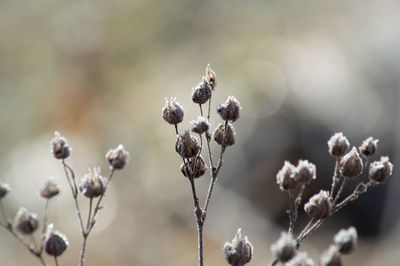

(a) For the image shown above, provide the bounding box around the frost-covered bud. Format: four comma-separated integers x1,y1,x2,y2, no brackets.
286,252,314,266
191,116,210,135
339,147,363,178
43,224,69,257
40,180,60,199
217,96,241,122
205,64,217,90
276,161,298,191
14,207,39,235
369,156,393,183
333,227,357,255
0,182,11,200
175,131,200,159
295,160,316,185
271,232,296,263
162,97,184,125
213,123,236,146
328,133,350,157
50,131,71,160
192,79,212,104
304,190,331,219
359,137,378,158
223,228,253,266
320,245,342,266
181,155,207,178
79,168,107,198
106,144,129,170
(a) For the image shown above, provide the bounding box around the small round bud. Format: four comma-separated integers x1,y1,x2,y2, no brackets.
286,252,315,266
320,245,342,266
162,97,184,125
295,160,316,185
181,155,207,178
79,168,107,198
191,116,210,135
333,227,357,255
213,123,236,146
40,180,60,199
205,64,217,90
304,190,331,220
175,131,200,159
192,79,212,104
0,182,11,200
50,131,71,160
271,232,296,263
43,224,69,257
217,96,241,122
276,161,298,191
14,207,39,235
328,133,350,157
359,137,379,158
223,228,253,266
369,156,393,183
339,147,363,178
106,144,129,170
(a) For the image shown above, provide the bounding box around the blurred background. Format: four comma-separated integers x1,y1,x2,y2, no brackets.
0,0,399,265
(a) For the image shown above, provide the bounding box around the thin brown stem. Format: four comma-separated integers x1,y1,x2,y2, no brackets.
207,95,212,120
288,190,295,234
80,236,88,266
54,256,59,266
199,104,203,116
86,198,93,231
270,258,279,266
40,199,49,253
333,177,348,205
330,158,340,200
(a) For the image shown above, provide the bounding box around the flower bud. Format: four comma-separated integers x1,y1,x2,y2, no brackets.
43,224,69,257
205,64,217,90
181,155,207,178
339,147,363,178
328,133,349,157
175,131,200,158
333,227,357,255
162,97,184,125
295,160,316,185
276,161,298,191
304,190,331,219
192,79,212,105
217,96,241,122
369,156,393,183
359,137,378,158
271,232,296,263
213,123,236,146
14,207,39,235
40,180,60,199
320,245,342,266
106,144,129,170
79,168,107,198
223,228,253,266
0,182,11,200
50,131,71,160
191,116,210,135
286,252,314,266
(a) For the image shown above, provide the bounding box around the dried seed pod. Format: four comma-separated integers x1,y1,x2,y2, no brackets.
14,207,39,235
320,245,342,266
304,190,331,219
333,227,357,255
162,97,184,125
271,232,296,263
180,155,207,178
205,64,217,90
339,147,363,178
192,79,212,104
213,123,236,146
0,182,11,200
79,168,107,198
50,131,71,160
328,133,350,157
43,224,69,257
286,252,314,266
40,180,60,199
217,96,241,122
369,156,393,183
106,144,129,170
276,161,298,191
295,160,316,185
175,131,200,158
191,116,210,135
359,137,379,158
223,228,253,266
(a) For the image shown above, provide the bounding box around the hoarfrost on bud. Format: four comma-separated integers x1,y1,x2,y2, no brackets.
14,207,39,235
191,116,210,135
276,161,298,191
271,232,296,263
40,180,60,199
181,155,207,178
217,96,241,122
50,131,71,160
213,123,236,146
320,245,342,266
286,252,314,266
223,228,253,266
0,182,11,200
304,190,331,219
359,137,379,158
43,224,69,257
175,131,200,159
106,144,129,170
339,147,363,178
328,133,349,157
205,64,217,90
333,227,357,255
369,156,393,183
192,79,212,105
79,167,107,198
162,97,184,125
295,160,316,185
